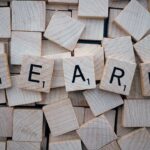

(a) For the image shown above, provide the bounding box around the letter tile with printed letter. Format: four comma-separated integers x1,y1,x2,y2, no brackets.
63,56,96,92
100,58,136,95
18,55,54,93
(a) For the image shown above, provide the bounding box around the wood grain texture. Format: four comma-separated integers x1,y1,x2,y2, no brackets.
44,12,85,51
0,141,6,150
6,75,42,106
78,0,108,18
7,141,41,150
83,88,123,116
18,55,54,93
0,7,10,38
100,141,120,150
109,0,128,8
77,115,117,150
10,31,42,65
118,128,150,150
100,58,136,95
63,56,96,91
74,107,84,126
114,0,150,41
12,1,46,31
48,0,78,4
43,99,79,136
13,109,43,142
74,44,104,80
0,90,6,104
0,107,13,137
123,100,150,127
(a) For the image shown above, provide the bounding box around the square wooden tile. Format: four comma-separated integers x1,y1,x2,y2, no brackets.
63,56,96,91
18,55,54,93
100,58,136,95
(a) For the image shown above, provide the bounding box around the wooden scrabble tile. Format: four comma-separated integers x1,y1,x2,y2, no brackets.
0,141,6,150
0,90,6,104
43,99,79,136
18,55,54,93
63,56,96,91
12,1,46,31
102,36,135,62
72,10,104,40
10,31,42,65
13,109,43,142
123,100,150,127
7,141,41,150
114,0,150,41
48,0,78,4
44,12,85,51
100,141,120,150
0,107,13,137
6,75,42,106
118,128,150,150
83,88,123,116
100,58,136,95
0,7,10,38
109,0,128,8
74,44,104,80
44,52,71,88
78,0,108,18
74,107,84,126
134,34,150,63
0,53,11,89
77,115,117,150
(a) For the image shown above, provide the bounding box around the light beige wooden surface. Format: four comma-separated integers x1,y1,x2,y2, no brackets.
44,12,85,51
48,0,78,4
109,0,128,8
18,55,54,93
0,141,6,150
12,1,46,31
100,141,121,150
13,109,43,142
74,107,84,126
0,90,6,104
0,43,5,53
84,108,94,123
10,31,42,65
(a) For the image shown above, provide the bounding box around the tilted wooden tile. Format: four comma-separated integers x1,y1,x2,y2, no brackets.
12,1,46,31
100,141,120,150
0,53,11,89
48,0,78,4
44,12,85,51
0,90,6,104
18,55,54,93
118,128,150,150
10,31,42,65
6,75,42,106
83,88,123,116
78,0,108,18
13,109,43,142
100,58,136,95
77,115,117,150
43,99,79,136
0,141,6,150
7,141,41,150
0,107,13,137
74,45,104,80
114,0,150,41
0,7,11,38
123,100,150,127
63,56,96,91
134,34,150,63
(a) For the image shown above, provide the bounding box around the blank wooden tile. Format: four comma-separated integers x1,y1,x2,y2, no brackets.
12,1,45,31
18,55,54,93
77,115,117,150
118,128,150,150
43,99,79,136
102,36,135,62
6,75,42,106
63,56,96,91
74,107,84,126
0,53,11,89
78,0,108,18
0,90,6,104
74,44,104,80
0,7,10,38
114,0,150,41
13,109,43,142
7,141,41,150
0,107,13,137
83,88,123,116
48,0,78,4
100,58,136,95
44,12,85,51
123,100,150,127
100,141,120,150
134,34,150,63
10,31,42,65
0,141,6,150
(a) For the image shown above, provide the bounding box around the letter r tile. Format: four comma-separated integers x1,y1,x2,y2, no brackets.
100,58,136,95
63,56,96,92
18,55,54,93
